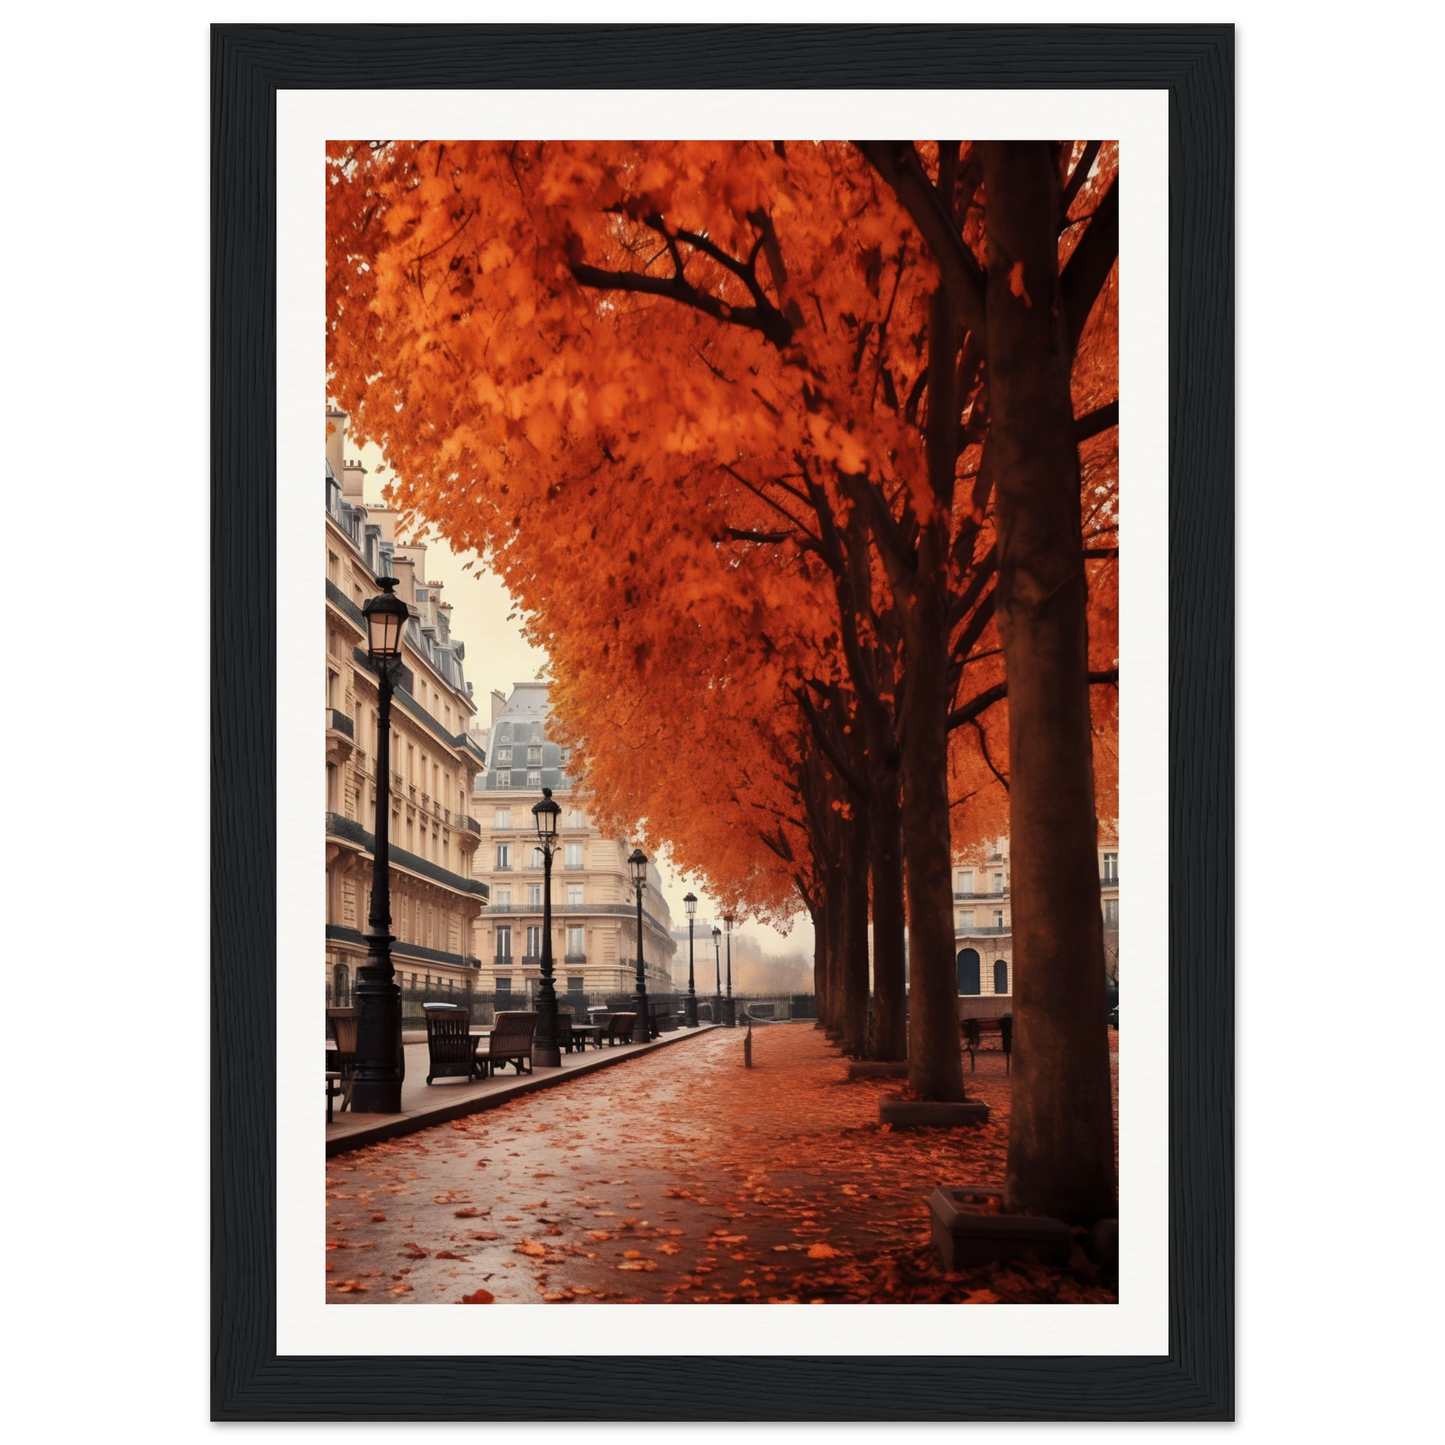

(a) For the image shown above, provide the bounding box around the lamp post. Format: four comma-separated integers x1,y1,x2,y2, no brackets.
682,892,699,1027
350,576,410,1114
723,914,736,1027
628,849,651,1044
712,925,722,1025
531,787,562,1067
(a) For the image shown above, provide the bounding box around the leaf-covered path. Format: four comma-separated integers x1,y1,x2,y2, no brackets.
326,1023,1118,1304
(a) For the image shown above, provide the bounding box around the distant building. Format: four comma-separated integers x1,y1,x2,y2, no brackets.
470,682,676,1002
324,409,489,1006
953,834,1120,1005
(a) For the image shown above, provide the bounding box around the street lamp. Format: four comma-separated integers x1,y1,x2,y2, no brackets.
350,575,410,1113
682,892,699,1027
531,786,562,1067
628,849,651,1044
711,925,722,1025
723,914,736,1027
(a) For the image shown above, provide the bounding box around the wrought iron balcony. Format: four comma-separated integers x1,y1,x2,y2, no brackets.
953,889,1008,900
325,707,354,739
1100,875,1119,887
564,952,587,963
459,815,481,835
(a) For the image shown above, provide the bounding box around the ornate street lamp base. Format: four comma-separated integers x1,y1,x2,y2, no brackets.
722,997,737,1028
684,994,699,1027
534,1045,562,1069
349,1079,403,1113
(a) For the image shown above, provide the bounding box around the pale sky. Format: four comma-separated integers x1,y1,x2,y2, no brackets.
355,440,814,966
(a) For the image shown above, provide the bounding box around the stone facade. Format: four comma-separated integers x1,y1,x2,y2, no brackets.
953,834,1120,1004
470,682,676,1003
324,409,489,1005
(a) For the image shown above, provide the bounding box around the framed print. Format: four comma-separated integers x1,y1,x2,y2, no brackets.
213,22,1232,1421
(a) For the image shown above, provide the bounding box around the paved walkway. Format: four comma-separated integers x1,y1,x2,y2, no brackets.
327,1024,718,1156
325,1024,1119,1304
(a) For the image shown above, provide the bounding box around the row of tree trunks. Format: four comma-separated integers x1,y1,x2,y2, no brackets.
838,804,873,1056
866,767,908,1061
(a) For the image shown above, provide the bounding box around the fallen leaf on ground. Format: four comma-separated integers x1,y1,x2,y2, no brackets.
400,1243,428,1259
461,1289,495,1304
807,1244,841,1259
515,1239,548,1257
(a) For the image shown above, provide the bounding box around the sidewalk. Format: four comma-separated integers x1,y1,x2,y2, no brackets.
327,1023,718,1157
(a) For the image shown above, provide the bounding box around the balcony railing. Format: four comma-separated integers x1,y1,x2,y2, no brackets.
325,707,354,739
953,889,1007,900
1100,875,1119,887
460,815,481,836
564,952,587,963
324,813,489,898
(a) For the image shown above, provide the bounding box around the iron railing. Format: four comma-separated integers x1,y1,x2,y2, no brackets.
323,813,489,897
325,707,355,739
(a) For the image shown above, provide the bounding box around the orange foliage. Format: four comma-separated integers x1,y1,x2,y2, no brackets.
326,141,1118,911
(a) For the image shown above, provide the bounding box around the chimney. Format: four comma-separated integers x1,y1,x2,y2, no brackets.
325,408,347,479
342,458,366,501
490,689,508,724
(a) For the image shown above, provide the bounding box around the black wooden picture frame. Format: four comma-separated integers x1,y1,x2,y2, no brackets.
212,22,1232,1421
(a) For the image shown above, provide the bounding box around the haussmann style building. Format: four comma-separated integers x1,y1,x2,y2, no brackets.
952,835,1120,1017
323,409,489,1006
470,681,676,1007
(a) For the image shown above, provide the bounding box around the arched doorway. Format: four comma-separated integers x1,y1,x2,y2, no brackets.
333,963,351,1007
956,948,981,995
993,958,1009,995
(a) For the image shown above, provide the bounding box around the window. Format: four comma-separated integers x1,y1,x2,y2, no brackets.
527,884,542,907
992,872,1004,894
993,910,1005,929
527,745,543,766
530,845,545,869
525,925,542,956
495,975,512,999
495,843,511,870
1103,852,1118,881
493,807,510,828
495,926,512,958
567,809,585,829
567,884,584,906
531,723,543,741
327,549,339,582
566,977,585,996
1104,898,1119,926
956,911,974,931
526,769,541,789
494,886,511,908
497,770,511,789
956,948,981,995
564,842,583,870
560,748,572,765
993,959,1009,994
497,747,512,765
566,926,585,957
956,870,973,896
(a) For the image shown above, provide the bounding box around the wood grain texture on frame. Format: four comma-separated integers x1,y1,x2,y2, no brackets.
212,22,1232,1421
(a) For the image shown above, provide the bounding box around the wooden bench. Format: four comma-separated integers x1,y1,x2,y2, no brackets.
326,1006,358,1109
601,1012,635,1047
424,1004,479,1084
475,1011,539,1077
961,1014,1014,1074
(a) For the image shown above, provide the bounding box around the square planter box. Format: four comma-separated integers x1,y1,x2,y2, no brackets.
880,1097,990,1128
927,1186,1073,1269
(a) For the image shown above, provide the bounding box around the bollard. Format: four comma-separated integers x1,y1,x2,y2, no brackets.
743,1018,753,1068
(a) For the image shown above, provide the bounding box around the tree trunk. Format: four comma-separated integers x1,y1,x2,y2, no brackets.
899,565,969,1102
867,765,908,1060
839,805,872,1056
822,849,845,1036
980,141,1116,1223
814,901,826,1028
